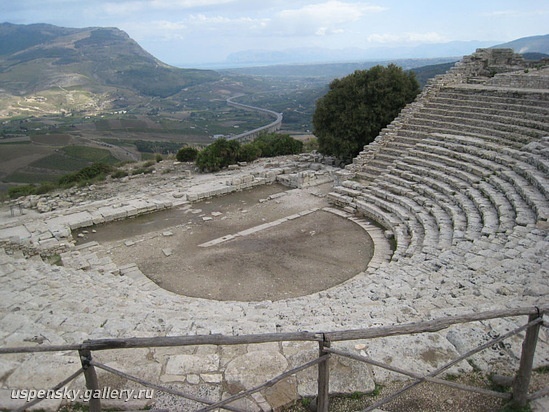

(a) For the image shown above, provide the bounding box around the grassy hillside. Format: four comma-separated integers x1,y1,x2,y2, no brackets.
0,23,220,105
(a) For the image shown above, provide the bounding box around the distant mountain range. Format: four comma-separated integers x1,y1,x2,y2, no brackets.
224,41,495,67
0,22,219,98
493,34,549,54
224,35,549,67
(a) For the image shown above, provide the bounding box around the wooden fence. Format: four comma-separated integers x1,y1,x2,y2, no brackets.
1,304,547,412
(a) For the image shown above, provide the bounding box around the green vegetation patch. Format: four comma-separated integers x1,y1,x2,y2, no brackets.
31,134,72,146
134,140,184,154
59,163,113,186
313,64,420,163
30,153,88,171
195,133,303,172
5,171,61,184
61,145,119,164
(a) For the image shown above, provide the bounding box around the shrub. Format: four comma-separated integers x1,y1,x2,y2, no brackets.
176,146,199,162
34,182,57,195
130,167,154,176
252,133,303,157
194,134,304,173
110,169,129,179
237,143,262,163
58,163,113,186
155,153,163,163
8,185,36,199
196,138,240,172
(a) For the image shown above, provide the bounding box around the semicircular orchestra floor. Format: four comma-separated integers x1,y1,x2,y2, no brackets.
77,184,376,301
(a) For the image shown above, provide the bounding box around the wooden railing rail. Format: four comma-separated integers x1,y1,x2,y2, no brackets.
1,304,547,412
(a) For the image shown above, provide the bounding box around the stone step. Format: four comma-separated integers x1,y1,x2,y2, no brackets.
352,196,412,260
397,123,526,150
407,118,537,146
422,102,549,125
392,159,494,239
416,138,547,223
414,111,549,137
424,134,549,194
383,174,466,239
437,87,549,107
357,191,425,257
372,182,449,241
428,95,549,116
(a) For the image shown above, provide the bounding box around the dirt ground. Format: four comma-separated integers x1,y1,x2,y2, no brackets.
78,183,375,301
284,370,549,412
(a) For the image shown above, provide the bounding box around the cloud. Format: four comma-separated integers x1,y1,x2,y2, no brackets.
274,1,386,36
149,0,237,9
131,2,383,41
482,9,548,17
367,32,447,44
101,0,237,15
185,13,270,32
125,13,269,42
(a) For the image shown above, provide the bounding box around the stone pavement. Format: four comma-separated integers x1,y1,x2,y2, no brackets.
0,158,547,411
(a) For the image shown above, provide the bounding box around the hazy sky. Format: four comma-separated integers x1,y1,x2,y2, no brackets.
3,0,548,65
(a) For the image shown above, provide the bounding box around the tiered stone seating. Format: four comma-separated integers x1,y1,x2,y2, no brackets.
330,49,549,260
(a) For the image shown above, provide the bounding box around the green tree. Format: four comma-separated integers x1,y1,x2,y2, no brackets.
176,146,198,162
313,64,419,163
196,138,241,172
252,133,303,157
237,143,262,163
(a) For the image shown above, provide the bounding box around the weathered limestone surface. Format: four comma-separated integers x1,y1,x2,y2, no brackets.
1,50,549,411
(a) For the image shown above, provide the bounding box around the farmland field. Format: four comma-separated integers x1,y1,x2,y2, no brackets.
31,134,72,146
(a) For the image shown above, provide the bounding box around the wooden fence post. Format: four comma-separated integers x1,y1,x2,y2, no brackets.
79,349,101,412
512,312,542,408
317,338,330,412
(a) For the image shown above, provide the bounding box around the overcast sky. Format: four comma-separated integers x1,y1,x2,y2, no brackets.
2,0,548,66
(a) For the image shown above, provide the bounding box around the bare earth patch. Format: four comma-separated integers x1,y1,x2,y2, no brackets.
85,184,374,301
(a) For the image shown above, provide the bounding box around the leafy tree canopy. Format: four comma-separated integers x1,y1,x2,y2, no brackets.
176,146,199,162
313,64,420,163
196,138,240,172
195,134,304,172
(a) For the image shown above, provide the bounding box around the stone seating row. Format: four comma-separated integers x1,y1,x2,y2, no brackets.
414,108,549,137
404,118,535,148
434,86,549,108
328,189,413,260
421,102,549,125
333,158,472,259
331,127,546,259
380,157,497,237
402,146,536,231
409,141,539,221
417,108,549,136
414,137,549,222
336,54,548,257
426,134,549,197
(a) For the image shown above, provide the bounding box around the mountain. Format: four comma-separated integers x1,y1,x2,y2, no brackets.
0,23,219,102
224,41,496,67
493,34,549,55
